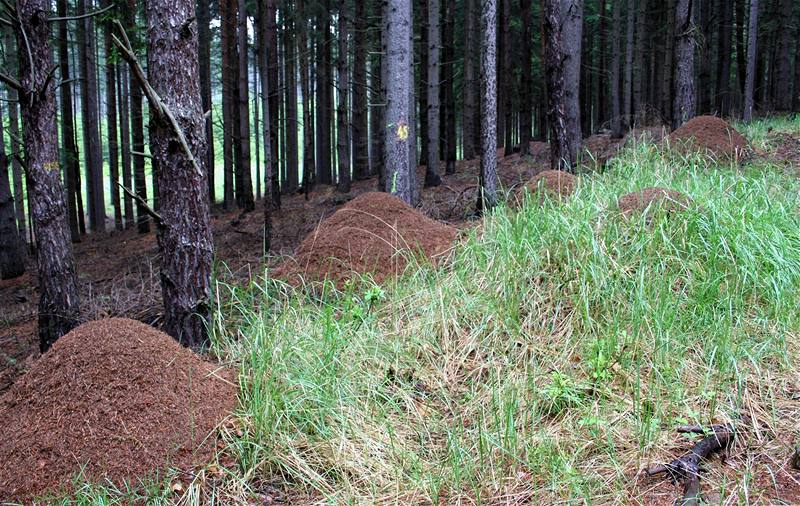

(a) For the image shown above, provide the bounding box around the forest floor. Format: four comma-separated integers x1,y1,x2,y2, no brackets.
3,116,800,504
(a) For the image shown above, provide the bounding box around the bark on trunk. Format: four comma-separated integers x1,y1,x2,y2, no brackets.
352,0,369,180
443,0,457,175
501,0,513,151
623,0,634,129
425,0,442,187
56,0,81,241
128,0,149,233
672,0,696,128
633,0,647,124
258,0,274,249
3,33,27,243
542,0,583,170
0,100,25,280
316,4,333,186
145,0,214,347
715,0,733,115
118,64,134,228
16,0,81,351
371,0,386,181
384,0,414,204
77,0,106,232
297,0,316,195
462,0,478,160
103,0,122,231
478,0,498,213
743,0,758,121
284,16,300,193
519,0,533,154
197,0,215,203
336,0,352,193
220,0,237,211
773,0,792,111
267,0,281,206
610,0,622,137
236,0,255,211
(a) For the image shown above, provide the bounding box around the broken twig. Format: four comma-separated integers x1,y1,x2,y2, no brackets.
646,424,736,506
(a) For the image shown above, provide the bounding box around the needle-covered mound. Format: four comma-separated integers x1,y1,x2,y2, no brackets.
275,192,457,285
617,187,693,218
514,170,577,206
668,115,751,159
0,318,237,502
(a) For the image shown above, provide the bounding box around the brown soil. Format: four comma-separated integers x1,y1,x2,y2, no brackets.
274,192,457,285
514,170,577,206
0,318,237,502
668,115,751,159
617,187,692,217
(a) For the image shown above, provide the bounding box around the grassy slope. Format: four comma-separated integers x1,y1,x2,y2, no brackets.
51,116,800,504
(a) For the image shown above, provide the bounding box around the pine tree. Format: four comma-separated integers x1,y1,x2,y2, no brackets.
743,0,759,121
478,0,498,213
672,0,696,128
425,0,442,187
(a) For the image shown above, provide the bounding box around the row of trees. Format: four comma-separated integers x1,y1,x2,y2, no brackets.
1,0,797,350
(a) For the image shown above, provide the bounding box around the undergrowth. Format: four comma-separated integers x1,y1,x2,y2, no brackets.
50,116,800,505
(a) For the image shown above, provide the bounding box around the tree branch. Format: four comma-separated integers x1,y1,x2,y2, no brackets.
0,72,22,92
118,183,164,227
48,3,114,22
112,21,203,178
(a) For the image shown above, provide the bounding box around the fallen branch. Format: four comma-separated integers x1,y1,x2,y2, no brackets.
118,183,164,227
646,424,736,506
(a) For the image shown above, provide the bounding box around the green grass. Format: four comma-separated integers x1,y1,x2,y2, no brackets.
41,115,800,504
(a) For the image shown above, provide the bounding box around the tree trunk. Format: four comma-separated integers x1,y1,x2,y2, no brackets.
519,0,532,154
542,0,583,170
735,0,747,102
610,0,622,137
623,0,634,129
597,0,607,127
3,33,27,243
443,0,457,175
462,0,478,160
743,0,759,121
793,19,800,112
297,0,316,195
773,0,792,111
258,0,274,248
15,0,81,351
220,0,237,211
103,0,122,231
267,0,281,206
118,64,134,228
672,0,696,128
501,0,513,151
56,0,81,241
371,0,386,181
478,0,498,213
633,0,646,124
236,0,255,211
384,0,414,203
336,0,352,193
662,0,675,122
696,0,712,114
127,0,149,233
0,100,25,280
425,0,442,186
77,0,106,233
316,5,332,186
351,0,369,180
284,15,300,193
197,0,215,204
144,0,214,347
715,0,733,115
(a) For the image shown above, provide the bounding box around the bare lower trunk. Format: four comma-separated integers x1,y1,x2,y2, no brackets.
425,0,442,187
144,0,214,347
443,0,457,175
127,0,149,233
258,0,274,249
478,0,498,213
197,0,215,203
672,0,695,128
298,0,315,196
284,20,300,193
384,0,414,204
0,100,25,280
118,64,134,228
103,0,122,231
56,0,81,241
542,0,583,171
352,0,369,180
16,0,80,351
610,0,622,137
715,0,733,115
336,0,351,193
773,0,792,111
462,0,478,160
743,0,758,121
236,0,255,211
519,0,533,155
